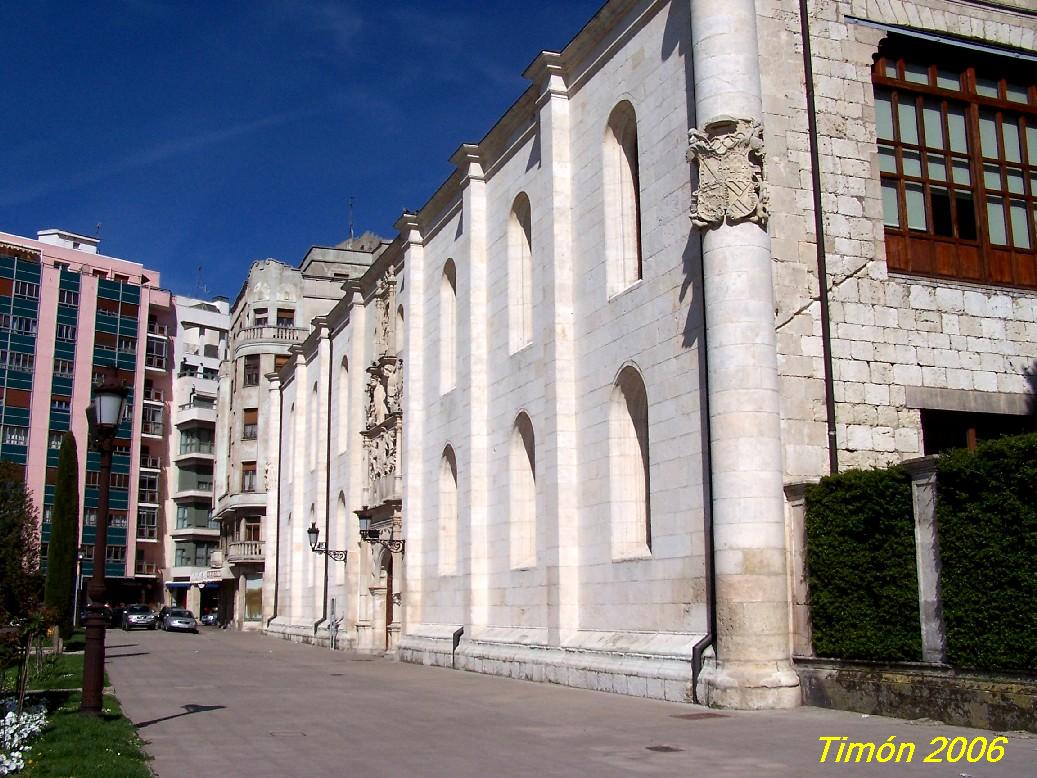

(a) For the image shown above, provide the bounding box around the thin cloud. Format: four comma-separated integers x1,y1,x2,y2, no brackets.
0,111,306,208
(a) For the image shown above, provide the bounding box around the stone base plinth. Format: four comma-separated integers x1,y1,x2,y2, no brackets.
697,658,802,710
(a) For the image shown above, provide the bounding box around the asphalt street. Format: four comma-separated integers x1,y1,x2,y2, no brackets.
103,629,1036,777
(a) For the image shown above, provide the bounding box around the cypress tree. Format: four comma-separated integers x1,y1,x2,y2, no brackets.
44,432,80,639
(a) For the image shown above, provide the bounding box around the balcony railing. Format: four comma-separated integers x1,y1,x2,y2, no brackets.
226,540,264,563
135,561,158,576
179,397,216,411
236,325,307,345
147,321,168,336
145,355,167,370
142,387,165,402
140,455,162,470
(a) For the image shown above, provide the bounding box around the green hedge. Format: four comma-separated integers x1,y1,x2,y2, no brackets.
936,433,1037,673
805,467,922,661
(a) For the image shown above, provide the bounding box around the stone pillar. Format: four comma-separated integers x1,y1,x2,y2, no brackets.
690,0,799,708
902,456,946,664
523,51,579,646
784,483,814,658
263,371,282,625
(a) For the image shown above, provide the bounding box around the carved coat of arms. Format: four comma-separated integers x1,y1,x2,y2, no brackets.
686,116,768,229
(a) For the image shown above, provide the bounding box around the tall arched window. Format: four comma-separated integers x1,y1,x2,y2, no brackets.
609,366,651,559
438,446,458,575
337,356,349,454
509,413,536,569
440,260,456,393
508,193,533,352
604,101,643,296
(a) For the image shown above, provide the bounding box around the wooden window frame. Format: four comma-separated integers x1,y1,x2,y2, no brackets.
874,38,1037,288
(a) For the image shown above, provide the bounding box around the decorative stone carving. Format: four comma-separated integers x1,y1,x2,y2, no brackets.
373,267,396,357
365,424,397,482
384,360,402,416
686,116,768,229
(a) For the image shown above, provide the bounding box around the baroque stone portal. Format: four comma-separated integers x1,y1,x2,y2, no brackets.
687,116,768,229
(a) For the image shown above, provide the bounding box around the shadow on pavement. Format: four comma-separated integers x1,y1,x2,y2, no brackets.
136,704,226,729
107,651,151,658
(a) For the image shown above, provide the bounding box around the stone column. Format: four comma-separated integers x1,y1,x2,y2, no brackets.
263,371,282,625
784,483,815,658
690,0,799,708
902,456,946,664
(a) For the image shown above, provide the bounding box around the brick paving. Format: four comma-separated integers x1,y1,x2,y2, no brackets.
104,629,1035,777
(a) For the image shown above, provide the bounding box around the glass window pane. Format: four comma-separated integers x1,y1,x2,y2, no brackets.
927,154,947,181
1002,120,1021,163
898,100,919,145
952,159,971,186
882,181,901,228
979,112,998,158
875,93,894,140
984,163,1002,191
923,102,945,149
956,192,977,241
904,63,929,85
1010,201,1031,249
976,77,999,98
1006,170,1025,195
947,107,968,154
987,197,1007,245
903,150,922,177
936,69,960,91
1027,126,1037,165
878,145,897,174
884,61,897,79
932,187,953,237
906,183,927,230
1005,83,1028,104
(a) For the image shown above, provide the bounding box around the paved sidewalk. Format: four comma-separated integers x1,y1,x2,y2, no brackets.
104,630,1034,777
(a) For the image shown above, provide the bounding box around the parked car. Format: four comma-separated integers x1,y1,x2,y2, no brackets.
156,606,172,630
199,609,218,626
162,609,198,633
78,605,114,627
122,604,157,631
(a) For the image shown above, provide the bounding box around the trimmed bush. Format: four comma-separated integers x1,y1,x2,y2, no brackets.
44,434,79,640
936,433,1037,673
805,466,922,661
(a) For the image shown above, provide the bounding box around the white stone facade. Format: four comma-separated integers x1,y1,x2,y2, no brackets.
262,0,1037,709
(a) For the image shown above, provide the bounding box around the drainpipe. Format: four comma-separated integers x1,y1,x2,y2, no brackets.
799,0,838,475
691,237,717,704
314,327,333,636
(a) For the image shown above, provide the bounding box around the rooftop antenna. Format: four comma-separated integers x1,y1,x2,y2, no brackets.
348,196,355,245
95,222,102,238
195,265,210,298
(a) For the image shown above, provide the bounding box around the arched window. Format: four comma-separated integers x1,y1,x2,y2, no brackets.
509,413,536,569
439,446,458,575
440,260,456,393
604,101,643,296
609,366,651,559
337,356,349,454
508,193,533,352
395,305,404,356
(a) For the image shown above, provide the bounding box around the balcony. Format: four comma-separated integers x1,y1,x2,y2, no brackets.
142,387,165,402
139,455,162,470
215,490,267,515
174,440,215,464
226,540,264,564
176,399,216,427
134,561,158,577
147,321,169,337
171,525,220,541
138,489,159,504
145,354,168,371
235,325,307,347
142,421,164,437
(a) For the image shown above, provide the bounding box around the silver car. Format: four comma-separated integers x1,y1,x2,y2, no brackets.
122,604,157,631
162,608,198,633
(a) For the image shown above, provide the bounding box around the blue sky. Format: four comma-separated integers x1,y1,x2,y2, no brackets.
0,0,604,299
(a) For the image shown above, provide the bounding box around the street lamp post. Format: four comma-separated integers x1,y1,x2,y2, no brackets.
306,522,348,563
80,373,129,715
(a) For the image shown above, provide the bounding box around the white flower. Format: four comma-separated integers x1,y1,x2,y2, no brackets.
0,700,48,775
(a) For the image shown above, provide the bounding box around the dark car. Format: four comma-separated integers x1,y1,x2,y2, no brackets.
122,604,157,631
79,605,114,627
156,606,172,630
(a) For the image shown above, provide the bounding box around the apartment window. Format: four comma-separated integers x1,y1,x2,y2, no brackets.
113,441,132,457
14,317,37,336
243,355,260,386
85,471,100,488
84,508,97,526
241,461,257,492
2,426,28,446
109,511,128,529
143,405,163,436
81,544,94,560
139,473,159,504
875,39,1037,287
145,336,167,369
254,308,268,326
7,352,33,373
274,354,290,371
14,281,39,299
0,314,9,331
42,505,53,523
56,323,75,341
106,546,126,563
202,367,218,380
242,408,258,440
51,398,71,413
244,518,261,542
118,336,136,354
48,431,63,449
53,358,74,378
58,289,79,306
180,428,214,454
179,361,197,378
276,308,294,327
110,472,130,490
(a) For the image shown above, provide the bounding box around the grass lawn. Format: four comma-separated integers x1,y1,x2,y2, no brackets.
2,651,109,692
21,692,152,778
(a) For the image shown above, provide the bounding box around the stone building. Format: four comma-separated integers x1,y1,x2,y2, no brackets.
265,0,1036,709
212,244,377,630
